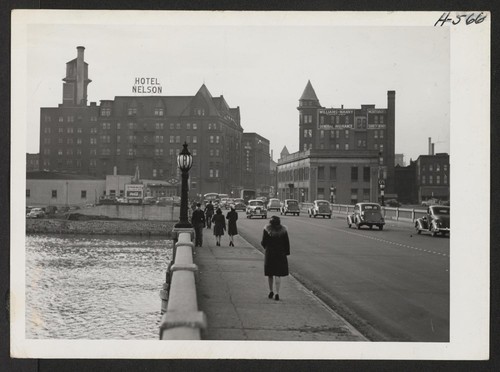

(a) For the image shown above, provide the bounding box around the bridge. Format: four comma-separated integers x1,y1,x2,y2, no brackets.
159,204,449,342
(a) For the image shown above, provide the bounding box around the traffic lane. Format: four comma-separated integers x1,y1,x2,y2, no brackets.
237,212,449,341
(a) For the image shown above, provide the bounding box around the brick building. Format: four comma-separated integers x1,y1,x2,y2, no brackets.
241,133,271,197
38,46,274,198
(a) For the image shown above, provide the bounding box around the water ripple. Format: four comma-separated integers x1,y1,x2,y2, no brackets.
26,234,173,339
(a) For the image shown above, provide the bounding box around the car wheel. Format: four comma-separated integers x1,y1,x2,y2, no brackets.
328,215,331,219
297,213,300,216
369,225,373,229
378,225,384,230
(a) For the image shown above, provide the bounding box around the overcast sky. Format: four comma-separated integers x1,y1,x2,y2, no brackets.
25,18,450,163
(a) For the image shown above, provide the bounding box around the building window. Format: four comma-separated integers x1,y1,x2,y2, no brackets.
58,127,64,133
444,164,448,172
329,166,336,180
345,144,349,150
318,166,325,180
437,175,441,184
429,175,433,184
192,149,197,156
44,138,51,144
59,116,64,122
170,136,174,143
380,116,384,124
379,130,384,139
444,175,448,184
101,108,111,117
209,149,214,156
51,190,57,198
335,143,340,150
363,188,370,201
436,164,440,172
81,190,87,199
216,136,220,144
176,123,181,130
210,136,214,144
193,136,198,143
193,123,198,130
350,189,358,204
154,108,164,116
374,130,378,139
26,189,30,198
186,123,191,130
422,176,426,185
117,123,121,130
379,144,384,153
153,169,157,177
116,148,120,156
345,130,349,138
363,166,370,182
209,169,214,178
351,167,358,181
429,164,433,172
175,136,180,143
127,107,137,116
320,130,324,139
186,136,191,143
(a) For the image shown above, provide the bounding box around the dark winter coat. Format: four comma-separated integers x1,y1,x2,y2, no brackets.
212,213,226,236
191,209,205,227
226,210,238,236
261,224,290,277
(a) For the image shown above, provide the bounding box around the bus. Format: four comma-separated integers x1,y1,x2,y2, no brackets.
203,193,219,204
240,189,256,204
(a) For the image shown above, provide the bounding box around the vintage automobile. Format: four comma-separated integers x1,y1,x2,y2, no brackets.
415,205,450,236
26,207,45,219
233,198,247,211
347,203,385,230
246,199,267,219
308,200,332,218
267,198,281,211
280,199,300,216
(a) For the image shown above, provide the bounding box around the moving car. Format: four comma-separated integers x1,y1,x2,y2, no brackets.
233,198,246,211
246,199,267,219
27,207,45,218
421,198,440,207
308,200,332,218
347,203,385,230
415,205,450,236
280,199,300,216
267,198,281,211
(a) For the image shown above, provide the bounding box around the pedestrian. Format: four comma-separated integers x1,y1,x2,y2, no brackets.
261,215,290,301
226,205,238,247
212,207,226,246
190,203,206,247
205,200,214,229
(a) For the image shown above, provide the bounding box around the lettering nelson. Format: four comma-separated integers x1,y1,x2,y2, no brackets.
132,77,162,94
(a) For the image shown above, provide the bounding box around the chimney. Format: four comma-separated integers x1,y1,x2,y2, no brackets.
341,104,344,109
113,166,117,176
432,143,435,156
76,46,85,105
428,137,432,155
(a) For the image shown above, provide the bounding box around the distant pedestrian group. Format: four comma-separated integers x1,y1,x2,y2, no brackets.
190,203,239,248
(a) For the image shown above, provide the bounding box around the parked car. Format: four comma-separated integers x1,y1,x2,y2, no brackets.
267,198,281,212
245,199,267,219
308,200,332,218
280,199,300,216
98,195,117,205
421,198,440,207
385,199,401,207
347,203,385,230
415,205,450,237
143,196,157,205
27,207,45,219
233,198,246,211
116,197,128,204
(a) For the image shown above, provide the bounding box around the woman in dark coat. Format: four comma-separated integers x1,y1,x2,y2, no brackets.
212,208,226,246
226,206,238,247
261,216,290,301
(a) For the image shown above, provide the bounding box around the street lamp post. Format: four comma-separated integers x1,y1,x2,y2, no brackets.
378,152,385,206
174,142,193,229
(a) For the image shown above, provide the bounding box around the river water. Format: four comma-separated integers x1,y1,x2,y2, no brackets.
26,234,173,340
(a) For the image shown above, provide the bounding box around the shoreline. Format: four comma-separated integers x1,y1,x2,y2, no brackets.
26,218,176,237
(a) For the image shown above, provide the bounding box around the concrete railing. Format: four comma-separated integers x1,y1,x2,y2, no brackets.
300,203,426,223
159,230,206,339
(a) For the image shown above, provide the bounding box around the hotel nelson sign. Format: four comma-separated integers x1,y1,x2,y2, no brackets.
132,77,163,94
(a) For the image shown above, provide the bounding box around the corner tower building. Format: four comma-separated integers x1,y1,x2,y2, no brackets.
296,81,396,195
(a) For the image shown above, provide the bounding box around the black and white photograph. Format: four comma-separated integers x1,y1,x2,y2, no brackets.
10,10,489,359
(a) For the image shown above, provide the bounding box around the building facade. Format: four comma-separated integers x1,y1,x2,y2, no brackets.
38,47,275,198
27,153,40,172
297,80,396,195
241,133,271,197
277,149,380,204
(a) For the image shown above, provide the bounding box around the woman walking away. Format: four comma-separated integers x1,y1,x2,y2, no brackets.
212,208,226,246
226,206,238,247
261,216,290,301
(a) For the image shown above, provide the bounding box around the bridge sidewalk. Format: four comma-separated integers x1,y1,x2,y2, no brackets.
194,230,366,341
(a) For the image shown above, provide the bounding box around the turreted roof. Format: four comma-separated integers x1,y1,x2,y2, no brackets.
299,80,319,102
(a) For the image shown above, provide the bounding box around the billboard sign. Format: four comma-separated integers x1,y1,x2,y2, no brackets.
318,109,354,129
125,184,144,200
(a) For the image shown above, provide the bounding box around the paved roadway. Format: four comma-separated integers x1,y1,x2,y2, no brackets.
236,210,450,342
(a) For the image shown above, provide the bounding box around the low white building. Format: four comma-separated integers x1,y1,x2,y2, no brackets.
26,171,105,207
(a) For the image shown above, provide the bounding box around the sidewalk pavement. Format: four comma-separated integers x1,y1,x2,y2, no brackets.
194,230,367,341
